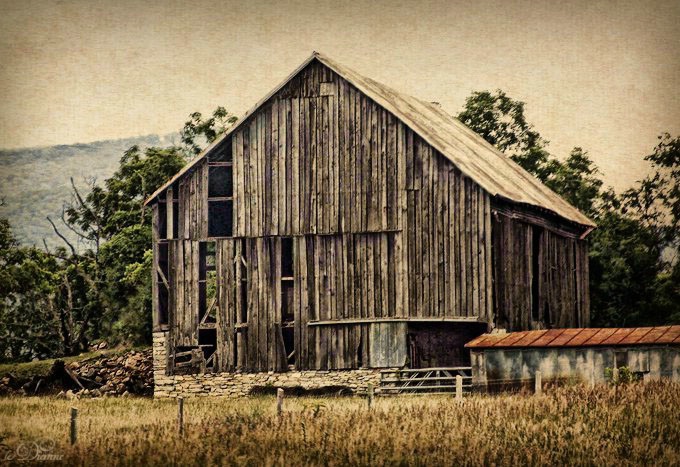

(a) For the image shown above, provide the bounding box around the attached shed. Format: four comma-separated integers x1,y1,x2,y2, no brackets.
466,326,680,389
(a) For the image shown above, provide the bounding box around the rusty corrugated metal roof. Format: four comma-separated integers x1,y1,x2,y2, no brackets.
465,326,680,349
143,52,595,230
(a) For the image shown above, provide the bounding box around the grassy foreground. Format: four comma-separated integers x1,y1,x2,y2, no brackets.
1,382,679,466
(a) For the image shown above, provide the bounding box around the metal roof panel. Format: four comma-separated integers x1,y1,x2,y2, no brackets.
466,326,680,349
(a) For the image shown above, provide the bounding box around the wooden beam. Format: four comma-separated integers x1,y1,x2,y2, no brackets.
308,317,486,326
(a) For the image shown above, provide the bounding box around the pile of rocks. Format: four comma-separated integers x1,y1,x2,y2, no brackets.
66,349,153,397
0,348,153,397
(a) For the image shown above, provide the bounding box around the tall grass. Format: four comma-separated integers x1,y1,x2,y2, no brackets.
1,382,679,466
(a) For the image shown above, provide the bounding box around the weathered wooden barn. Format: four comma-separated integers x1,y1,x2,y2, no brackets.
145,52,595,384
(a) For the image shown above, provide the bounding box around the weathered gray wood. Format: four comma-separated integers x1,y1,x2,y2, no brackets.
147,58,591,374
368,322,407,367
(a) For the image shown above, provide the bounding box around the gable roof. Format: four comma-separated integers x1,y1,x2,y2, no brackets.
465,326,680,349
144,52,595,230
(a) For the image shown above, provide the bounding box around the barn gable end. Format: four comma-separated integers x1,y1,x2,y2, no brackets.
147,53,593,387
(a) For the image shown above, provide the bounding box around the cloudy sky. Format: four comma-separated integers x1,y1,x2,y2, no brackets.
1,0,678,190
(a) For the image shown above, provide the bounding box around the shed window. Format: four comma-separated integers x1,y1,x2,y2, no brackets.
615,350,628,369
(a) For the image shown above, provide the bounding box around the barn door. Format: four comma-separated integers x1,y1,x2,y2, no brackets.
369,322,407,368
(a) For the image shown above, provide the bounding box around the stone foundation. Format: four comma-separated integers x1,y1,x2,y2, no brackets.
153,332,383,398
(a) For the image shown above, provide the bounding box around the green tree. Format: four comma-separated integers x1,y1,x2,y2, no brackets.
0,219,71,361
545,147,603,218
180,106,238,156
56,107,234,347
58,146,185,344
458,89,555,182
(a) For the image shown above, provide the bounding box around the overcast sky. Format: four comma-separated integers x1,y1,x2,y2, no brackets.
1,0,678,190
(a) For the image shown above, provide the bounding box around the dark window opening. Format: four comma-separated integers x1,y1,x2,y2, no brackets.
172,202,179,238
199,329,217,369
281,237,294,278
207,139,234,238
531,225,541,323
158,202,168,240
157,241,169,325
208,200,233,237
159,242,169,277
280,238,295,322
158,275,169,324
407,322,486,368
615,351,628,369
208,165,233,198
166,183,179,239
357,339,364,368
199,242,217,324
282,326,295,365
280,238,295,365
240,246,248,323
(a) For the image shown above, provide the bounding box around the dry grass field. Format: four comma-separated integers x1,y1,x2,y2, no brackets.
1,382,679,466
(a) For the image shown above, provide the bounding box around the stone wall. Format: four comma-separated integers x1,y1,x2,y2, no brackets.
153,332,383,398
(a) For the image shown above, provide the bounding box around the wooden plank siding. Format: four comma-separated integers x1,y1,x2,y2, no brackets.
491,212,590,332
149,59,590,373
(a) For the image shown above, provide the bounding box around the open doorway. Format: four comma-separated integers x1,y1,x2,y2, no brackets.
280,237,295,367
407,322,487,368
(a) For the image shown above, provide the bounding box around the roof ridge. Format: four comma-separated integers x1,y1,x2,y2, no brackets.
143,52,595,230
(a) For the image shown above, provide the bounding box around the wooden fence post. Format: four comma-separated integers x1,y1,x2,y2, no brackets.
177,397,184,435
456,375,463,400
535,371,542,395
277,388,284,416
70,407,77,445
367,383,374,409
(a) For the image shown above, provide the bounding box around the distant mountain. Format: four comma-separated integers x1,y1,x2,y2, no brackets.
0,134,179,249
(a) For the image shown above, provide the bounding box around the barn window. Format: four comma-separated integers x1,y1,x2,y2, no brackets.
281,237,295,365
208,202,233,237
157,241,169,325
198,241,217,370
158,201,168,240
240,239,248,323
207,138,233,237
169,183,179,239
208,165,233,198
198,241,217,325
